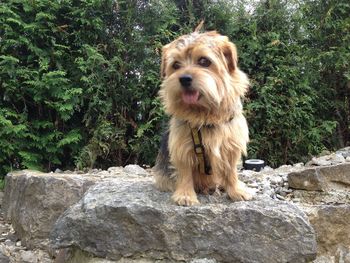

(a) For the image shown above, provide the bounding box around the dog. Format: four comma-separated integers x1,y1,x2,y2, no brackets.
154,25,251,206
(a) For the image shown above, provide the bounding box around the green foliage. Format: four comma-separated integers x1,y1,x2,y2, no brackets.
302,0,350,148
0,0,348,174
0,0,88,174
0,178,4,190
229,0,340,165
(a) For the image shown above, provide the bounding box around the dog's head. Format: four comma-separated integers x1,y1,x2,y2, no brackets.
159,31,249,126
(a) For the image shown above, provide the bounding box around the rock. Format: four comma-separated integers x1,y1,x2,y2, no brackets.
276,194,285,200
4,149,350,263
261,166,273,172
329,154,346,164
0,251,10,263
190,259,217,263
270,176,283,185
238,169,259,183
303,205,350,257
51,178,317,263
247,181,259,188
15,249,53,263
313,248,350,263
288,163,350,191
4,240,14,246
336,147,350,158
96,171,109,178
3,170,98,249
307,157,332,166
65,248,218,263
123,164,149,177
19,250,38,263
107,167,123,174
306,154,345,166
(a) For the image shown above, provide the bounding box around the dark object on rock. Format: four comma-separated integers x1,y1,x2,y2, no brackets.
244,159,265,171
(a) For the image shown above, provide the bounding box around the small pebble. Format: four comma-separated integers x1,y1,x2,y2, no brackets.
276,194,285,200
270,176,283,185
4,239,13,246
278,191,287,197
280,174,288,182
293,163,304,168
247,182,259,188
262,166,273,172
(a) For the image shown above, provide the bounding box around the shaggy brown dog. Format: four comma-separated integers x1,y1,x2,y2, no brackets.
154,28,251,206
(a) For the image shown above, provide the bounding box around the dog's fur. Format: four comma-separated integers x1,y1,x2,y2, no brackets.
154,29,251,206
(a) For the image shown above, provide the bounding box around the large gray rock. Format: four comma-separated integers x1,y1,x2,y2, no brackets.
303,205,350,258
3,170,98,249
51,178,317,263
288,163,350,191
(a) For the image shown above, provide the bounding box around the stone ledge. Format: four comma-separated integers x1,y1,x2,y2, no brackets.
50,178,317,263
4,150,350,262
3,167,149,249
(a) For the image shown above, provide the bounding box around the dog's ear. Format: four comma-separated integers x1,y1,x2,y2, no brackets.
160,45,169,79
194,20,204,32
221,41,238,73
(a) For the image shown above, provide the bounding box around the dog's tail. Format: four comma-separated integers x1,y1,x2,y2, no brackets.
153,130,176,192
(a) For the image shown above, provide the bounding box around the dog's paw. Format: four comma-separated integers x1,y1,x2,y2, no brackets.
227,189,252,201
227,181,253,201
172,191,200,206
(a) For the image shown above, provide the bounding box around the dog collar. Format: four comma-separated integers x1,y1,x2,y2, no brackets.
190,126,212,175
195,115,235,129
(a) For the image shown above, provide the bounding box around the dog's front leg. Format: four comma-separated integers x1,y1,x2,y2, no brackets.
225,170,252,201
172,166,199,206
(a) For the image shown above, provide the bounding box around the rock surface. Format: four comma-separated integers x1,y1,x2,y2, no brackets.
0,190,53,263
51,178,317,263
303,205,350,259
3,170,99,249
3,148,350,262
288,163,350,191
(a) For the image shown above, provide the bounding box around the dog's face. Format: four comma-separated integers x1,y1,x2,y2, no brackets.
159,31,249,126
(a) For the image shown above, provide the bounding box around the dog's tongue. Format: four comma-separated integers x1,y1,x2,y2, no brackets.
182,90,200,104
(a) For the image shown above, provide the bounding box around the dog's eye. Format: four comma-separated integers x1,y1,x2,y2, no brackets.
172,61,181,70
198,57,211,67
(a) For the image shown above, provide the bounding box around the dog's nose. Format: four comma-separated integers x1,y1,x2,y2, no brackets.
179,74,192,88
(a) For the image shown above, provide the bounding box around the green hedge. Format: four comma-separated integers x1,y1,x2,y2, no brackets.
0,0,349,175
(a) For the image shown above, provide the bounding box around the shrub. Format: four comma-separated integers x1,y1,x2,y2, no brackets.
0,0,347,175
